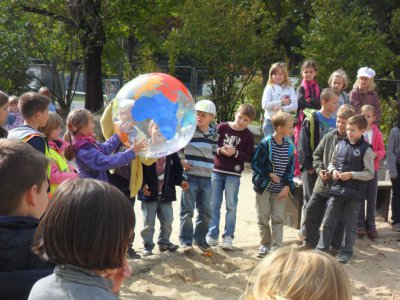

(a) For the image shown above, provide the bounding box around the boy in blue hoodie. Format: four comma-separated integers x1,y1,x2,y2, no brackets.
251,112,295,258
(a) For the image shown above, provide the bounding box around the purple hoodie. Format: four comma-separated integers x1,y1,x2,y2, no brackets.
73,134,135,182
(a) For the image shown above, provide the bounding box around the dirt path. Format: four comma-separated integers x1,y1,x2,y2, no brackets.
120,169,400,300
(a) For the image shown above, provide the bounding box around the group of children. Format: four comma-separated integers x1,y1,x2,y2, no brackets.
257,60,398,265
0,58,398,298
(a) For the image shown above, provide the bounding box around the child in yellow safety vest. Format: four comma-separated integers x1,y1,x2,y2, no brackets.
40,112,78,197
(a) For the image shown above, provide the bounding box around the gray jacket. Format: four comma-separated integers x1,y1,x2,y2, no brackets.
385,126,400,178
29,264,117,300
312,130,345,197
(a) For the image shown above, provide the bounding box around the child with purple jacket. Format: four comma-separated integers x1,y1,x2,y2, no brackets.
63,109,147,182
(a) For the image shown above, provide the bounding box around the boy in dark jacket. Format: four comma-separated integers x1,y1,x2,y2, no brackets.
0,140,53,300
251,112,295,258
316,115,375,264
138,122,189,256
302,105,355,250
297,88,339,239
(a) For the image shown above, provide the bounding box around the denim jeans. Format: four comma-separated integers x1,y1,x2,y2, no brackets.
179,175,212,244
207,172,241,240
141,200,174,250
263,118,274,138
317,195,361,256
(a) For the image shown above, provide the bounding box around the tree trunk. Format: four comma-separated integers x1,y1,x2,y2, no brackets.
84,44,104,112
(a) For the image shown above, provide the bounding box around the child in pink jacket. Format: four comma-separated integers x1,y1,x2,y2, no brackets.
357,105,385,238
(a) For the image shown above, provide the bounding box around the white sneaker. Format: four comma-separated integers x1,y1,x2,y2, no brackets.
206,235,219,246
222,236,233,250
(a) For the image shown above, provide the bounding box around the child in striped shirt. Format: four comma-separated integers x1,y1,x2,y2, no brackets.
179,100,219,253
251,112,295,258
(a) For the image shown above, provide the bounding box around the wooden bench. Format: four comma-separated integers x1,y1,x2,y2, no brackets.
284,180,392,229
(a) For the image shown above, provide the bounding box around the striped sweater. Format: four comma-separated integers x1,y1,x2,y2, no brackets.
181,125,219,178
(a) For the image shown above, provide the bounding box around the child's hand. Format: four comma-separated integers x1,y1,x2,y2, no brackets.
308,168,315,174
181,181,189,191
332,170,341,180
281,95,291,106
340,172,352,181
319,170,331,181
143,184,151,196
278,186,289,200
220,146,235,157
131,139,148,154
269,173,280,184
181,160,192,171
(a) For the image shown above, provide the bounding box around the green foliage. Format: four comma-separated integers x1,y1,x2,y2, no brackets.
300,0,394,88
165,0,259,122
242,75,264,121
380,97,398,143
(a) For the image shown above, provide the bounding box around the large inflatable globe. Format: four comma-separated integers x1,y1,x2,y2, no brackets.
112,73,197,158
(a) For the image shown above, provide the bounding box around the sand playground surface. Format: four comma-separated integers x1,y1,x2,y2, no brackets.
120,170,400,300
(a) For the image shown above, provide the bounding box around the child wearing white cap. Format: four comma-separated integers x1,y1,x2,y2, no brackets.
349,67,381,124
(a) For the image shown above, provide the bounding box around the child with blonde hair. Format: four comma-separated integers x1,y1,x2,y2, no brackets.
251,112,295,257
261,62,298,137
357,105,385,238
243,247,352,300
328,69,350,109
350,67,381,124
5,95,23,130
40,112,77,197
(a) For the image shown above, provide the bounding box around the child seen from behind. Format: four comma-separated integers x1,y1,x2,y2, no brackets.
29,178,134,299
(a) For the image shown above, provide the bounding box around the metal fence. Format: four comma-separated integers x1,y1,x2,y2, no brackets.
375,79,400,100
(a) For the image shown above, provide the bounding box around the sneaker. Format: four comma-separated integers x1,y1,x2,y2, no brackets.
159,243,179,253
357,227,367,237
127,247,141,259
180,242,194,253
338,255,351,264
206,235,219,246
193,240,211,252
367,228,378,239
257,244,270,258
142,248,153,257
221,236,233,250
392,223,400,232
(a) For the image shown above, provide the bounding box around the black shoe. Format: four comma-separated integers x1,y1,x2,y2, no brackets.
338,255,351,264
127,247,141,259
193,240,211,252
159,243,179,253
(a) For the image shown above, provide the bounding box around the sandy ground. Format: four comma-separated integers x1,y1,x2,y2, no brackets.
120,169,400,300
